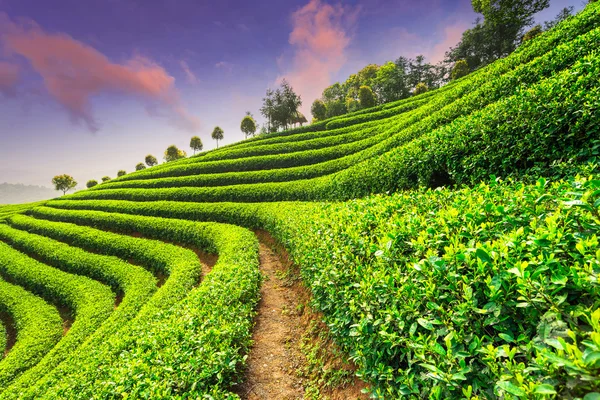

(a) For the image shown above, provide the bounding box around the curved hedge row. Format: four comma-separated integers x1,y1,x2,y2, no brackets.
9,210,261,398
43,172,600,398
0,223,157,395
0,241,114,393
69,23,600,204
6,214,201,316
324,97,429,130
0,278,62,390
90,13,600,197
329,46,600,199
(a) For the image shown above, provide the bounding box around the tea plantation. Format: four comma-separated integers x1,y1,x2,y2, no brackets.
0,3,599,398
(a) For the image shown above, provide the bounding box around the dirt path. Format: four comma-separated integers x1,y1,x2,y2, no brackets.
236,242,304,399
236,235,368,400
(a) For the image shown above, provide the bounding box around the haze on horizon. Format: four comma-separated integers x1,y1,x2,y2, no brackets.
0,0,583,189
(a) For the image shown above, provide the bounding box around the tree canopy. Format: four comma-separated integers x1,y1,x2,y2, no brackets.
241,112,257,139
164,145,187,162
211,126,224,148
451,60,470,80
117,170,126,177
311,99,327,121
52,174,77,195
86,180,98,188
135,162,146,171
311,55,446,120
358,86,377,109
145,154,158,167
190,136,203,155
260,79,302,132
447,0,550,70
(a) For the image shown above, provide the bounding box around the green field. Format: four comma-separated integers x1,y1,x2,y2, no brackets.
0,4,599,398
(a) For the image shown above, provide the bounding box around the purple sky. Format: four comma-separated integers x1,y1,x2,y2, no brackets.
0,0,584,188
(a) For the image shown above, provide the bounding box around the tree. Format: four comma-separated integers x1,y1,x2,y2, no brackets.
102,176,111,182
522,24,542,42
52,174,77,195
260,80,302,132
190,136,203,155
414,83,428,95
346,98,360,113
86,180,98,188
145,154,158,167
211,126,224,148
117,170,126,177
451,60,470,80
311,99,327,121
326,100,347,118
164,145,187,162
543,6,573,30
448,0,550,70
322,82,347,118
135,162,146,171
260,88,276,132
240,112,257,139
373,61,410,104
358,86,377,109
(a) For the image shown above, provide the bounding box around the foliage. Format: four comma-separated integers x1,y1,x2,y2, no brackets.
117,170,126,177
101,176,111,183
51,174,77,195
544,6,574,30
316,55,446,121
211,126,224,148
358,85,377,108
240,112,257,139
447,0,550,70
86,180,98,189
414,82,428,95
189,136,203,155
311,99,327,121
164,145,187,162
260,79,302,132
135,162,146,171
0,278,62,390
523,24,543,41
451,60,470,80
145,154,158,167
1,5,600,398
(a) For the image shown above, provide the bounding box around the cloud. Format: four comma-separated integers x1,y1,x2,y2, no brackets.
277,0,360,116
179,60,199,85
0,61,19,97
427,22,470,63
215,61,234,72
0,13,200,133
375,19,470,66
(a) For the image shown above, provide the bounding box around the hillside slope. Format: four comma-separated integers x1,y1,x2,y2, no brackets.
0,4,599,399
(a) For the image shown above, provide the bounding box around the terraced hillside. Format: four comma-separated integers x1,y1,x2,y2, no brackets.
1,4,600,399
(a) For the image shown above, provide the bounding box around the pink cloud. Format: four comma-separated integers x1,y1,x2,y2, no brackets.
377,19,470,65
0,61,19,97
0,13,200,133
427,22,469,63
179,60,199,85
277,0,360,117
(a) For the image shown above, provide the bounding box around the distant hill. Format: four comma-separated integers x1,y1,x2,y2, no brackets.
0,183,58,204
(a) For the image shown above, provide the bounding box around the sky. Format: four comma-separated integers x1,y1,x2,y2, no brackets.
0,0,586,188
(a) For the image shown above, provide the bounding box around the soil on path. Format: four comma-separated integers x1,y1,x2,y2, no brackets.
236,234,368,400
